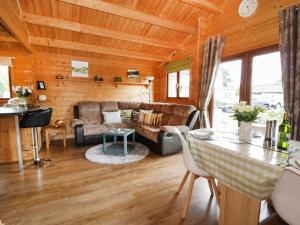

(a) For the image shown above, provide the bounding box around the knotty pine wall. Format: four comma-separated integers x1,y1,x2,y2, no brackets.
156,0,300,107
207,0,299,57
1,43,156,138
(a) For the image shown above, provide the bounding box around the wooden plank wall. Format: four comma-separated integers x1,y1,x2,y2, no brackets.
1,43,156,138
156,0,299,106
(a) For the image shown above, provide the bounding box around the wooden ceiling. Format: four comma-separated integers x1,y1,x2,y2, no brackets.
1,0,226,66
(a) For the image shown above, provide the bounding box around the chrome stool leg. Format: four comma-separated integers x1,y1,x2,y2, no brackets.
32,127,42,166
32,127,51,167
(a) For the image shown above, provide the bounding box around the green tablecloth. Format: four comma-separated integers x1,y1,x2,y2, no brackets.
187,131,286,200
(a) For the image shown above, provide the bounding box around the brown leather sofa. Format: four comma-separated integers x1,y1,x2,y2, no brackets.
72,101,199,155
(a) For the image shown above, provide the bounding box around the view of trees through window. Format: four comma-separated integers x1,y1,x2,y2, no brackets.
0,65,10,99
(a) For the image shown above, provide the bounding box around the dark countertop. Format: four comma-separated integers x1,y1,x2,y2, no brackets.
0,106,44,116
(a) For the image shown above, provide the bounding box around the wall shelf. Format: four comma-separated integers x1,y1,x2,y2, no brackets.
115,82,149,88
56,79,104,87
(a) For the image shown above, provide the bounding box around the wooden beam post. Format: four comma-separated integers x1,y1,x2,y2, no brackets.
30,37,168,62
0,0,32,52
180,0,222,15
60,0,198,34
21,13,182,50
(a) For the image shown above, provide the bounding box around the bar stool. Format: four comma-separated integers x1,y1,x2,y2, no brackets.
19,108,52,167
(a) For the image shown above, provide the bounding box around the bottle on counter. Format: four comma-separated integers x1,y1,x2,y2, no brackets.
277,112,291,151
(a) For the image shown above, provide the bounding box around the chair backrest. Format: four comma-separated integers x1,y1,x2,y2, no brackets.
167,127,204,174
271,167,300,225
19,108,53,128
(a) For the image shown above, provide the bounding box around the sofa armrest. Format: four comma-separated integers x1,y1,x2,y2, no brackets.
160,125,190,134
71,118,84,128
157,130,182,155
74,124,84,145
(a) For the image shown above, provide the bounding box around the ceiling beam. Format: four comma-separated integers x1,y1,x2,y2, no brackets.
30,37,168,62
0,0,32,52
35,53,156,69
180,0,222,14
22,13,182,50
0,33,18,42
60,0,197,34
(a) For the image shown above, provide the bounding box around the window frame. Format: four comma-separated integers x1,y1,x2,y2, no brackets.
0,66,12,100
166,69,191,99
211,45,279,126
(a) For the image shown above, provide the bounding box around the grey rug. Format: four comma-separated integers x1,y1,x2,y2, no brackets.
85,142,149,165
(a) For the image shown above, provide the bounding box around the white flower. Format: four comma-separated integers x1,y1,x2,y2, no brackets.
244,105,252,112
240,101,247,106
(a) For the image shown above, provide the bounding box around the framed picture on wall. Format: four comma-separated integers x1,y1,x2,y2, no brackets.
127,69,139,78
36,81,46,90
71,60,89,77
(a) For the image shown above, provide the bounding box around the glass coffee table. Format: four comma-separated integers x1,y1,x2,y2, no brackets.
102,128,135,156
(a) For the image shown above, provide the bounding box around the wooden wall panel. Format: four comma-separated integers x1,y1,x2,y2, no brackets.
1,44,156,139
207,0,300,57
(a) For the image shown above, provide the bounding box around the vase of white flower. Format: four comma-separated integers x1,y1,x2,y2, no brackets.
232,101,265,141
7,86,33,107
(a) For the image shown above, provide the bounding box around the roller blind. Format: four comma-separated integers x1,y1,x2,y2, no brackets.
164,56,192,73
0,57,13,66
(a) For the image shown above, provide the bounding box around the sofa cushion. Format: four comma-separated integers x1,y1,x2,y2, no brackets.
132,111,140,122
139,109,153,122
143,112,163,127
160,104,175,114
140,103,162,112
83,124,109,136
100,101,119,112
102,111,122,124
136,125,160,143
118,102,142,110
78,102,101,125
168,105,196,126
105,123,128,129
120,109,133,123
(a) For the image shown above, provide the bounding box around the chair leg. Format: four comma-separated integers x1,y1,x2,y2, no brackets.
207,179,214,196
176,170,190,194
210,178,220,207
182,173,196,218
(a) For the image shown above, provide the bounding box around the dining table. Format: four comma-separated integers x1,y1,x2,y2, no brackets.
187,130,296,225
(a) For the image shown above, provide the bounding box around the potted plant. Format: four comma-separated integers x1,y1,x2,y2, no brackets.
232,101,264,141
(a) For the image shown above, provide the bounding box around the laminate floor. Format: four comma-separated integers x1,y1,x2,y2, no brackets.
0,141,286,225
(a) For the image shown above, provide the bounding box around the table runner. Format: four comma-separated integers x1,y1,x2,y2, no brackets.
187,131,286,200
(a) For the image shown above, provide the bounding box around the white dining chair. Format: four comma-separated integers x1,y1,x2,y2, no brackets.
168,127,220,218
271,167,300,225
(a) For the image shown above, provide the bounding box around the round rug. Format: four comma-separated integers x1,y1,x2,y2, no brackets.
85,142,149,165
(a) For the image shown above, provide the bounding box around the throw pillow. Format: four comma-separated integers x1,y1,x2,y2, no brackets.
120,109,133,123
132,111,140,122
102,111,122,124
143,112,163,127
138,109,153,122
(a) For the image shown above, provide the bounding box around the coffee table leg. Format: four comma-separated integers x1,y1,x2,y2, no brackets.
132,132,135,145
124,136,128,155
103,135,106,154
114,135,117,143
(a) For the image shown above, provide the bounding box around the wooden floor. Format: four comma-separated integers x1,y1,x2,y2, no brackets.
0,141,286,225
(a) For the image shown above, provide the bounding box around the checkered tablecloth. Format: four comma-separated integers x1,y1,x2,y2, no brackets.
187,131,286,200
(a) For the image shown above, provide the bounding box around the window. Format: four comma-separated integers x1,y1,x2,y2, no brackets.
0,65,11,99
167,69,190,98
251,51,284,124
213,59,242,131
212,46,283,130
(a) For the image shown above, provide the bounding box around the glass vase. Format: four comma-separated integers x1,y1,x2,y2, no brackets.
239,121,252,142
